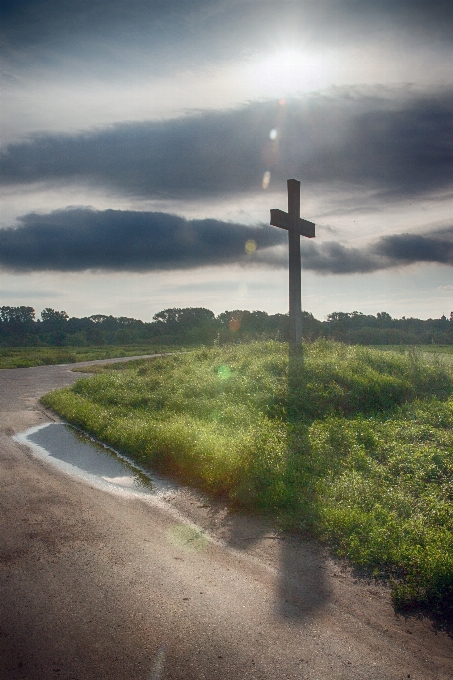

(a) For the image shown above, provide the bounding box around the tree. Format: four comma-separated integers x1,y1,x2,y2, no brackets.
41,308,69,324
152,308,217,344
0,306,36,345
0,306,35,323
38,309,69,346
376,311,393,325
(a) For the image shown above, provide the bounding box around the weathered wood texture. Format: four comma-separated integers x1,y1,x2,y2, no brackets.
270,179,315,349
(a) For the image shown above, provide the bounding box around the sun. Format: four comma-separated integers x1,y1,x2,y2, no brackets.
244,47,333,97
247,49,306,90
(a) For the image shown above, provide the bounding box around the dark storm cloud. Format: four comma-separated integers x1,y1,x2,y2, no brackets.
0,1,214,74
374,228,453,266
1,91,452,199
1,208,451,275
0,208,285,272
2,0,452,69
259,226,453,274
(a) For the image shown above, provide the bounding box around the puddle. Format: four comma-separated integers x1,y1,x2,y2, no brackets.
16,423,157,496
14,424,282,577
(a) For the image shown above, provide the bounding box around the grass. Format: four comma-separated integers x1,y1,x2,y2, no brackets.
366,345,453,365
0,345,178,369
41,340,453,616
368,345,453,353
2,343,451,370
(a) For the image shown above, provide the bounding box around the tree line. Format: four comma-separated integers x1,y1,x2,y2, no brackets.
1,305,452,347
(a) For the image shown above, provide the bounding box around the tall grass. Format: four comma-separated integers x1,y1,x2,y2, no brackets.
0,345,176,369
41,340,453,615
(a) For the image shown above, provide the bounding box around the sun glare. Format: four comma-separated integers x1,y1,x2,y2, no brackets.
245,48,332,96
250,49,304,87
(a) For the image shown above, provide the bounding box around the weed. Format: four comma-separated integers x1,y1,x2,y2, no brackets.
41,340,453,615
0,345,178,369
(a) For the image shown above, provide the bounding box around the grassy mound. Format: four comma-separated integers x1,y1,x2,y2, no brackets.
41,340,453,615
0,345,173,369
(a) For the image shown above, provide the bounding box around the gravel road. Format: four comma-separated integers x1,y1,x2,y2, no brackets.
1,358,452,679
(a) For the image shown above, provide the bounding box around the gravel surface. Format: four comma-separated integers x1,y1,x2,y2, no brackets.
1,358,452,679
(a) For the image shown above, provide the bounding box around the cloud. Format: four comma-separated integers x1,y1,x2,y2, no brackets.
1,1,215,76
2,1,452,71
0,207,285,272
1,207,451,275
374,229,453,266
259,226,453,274
1,90,452,200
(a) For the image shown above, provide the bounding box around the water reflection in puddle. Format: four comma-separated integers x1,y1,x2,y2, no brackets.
19,423,155,495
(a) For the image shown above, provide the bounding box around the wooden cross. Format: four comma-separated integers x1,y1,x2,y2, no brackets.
270,179,315,350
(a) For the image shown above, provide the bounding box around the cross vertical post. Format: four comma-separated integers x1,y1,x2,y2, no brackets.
287,179,302,349
270,179,315,353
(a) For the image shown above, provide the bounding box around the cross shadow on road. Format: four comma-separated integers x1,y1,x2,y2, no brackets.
217,507,330,621
208,344,331,621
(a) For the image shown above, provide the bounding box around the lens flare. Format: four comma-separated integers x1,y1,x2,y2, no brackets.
217,365,232,379
149,643,166,680
168,524,208,551
228,319,240,332
245,239,257,253
262,171,271,189
269,128,277,140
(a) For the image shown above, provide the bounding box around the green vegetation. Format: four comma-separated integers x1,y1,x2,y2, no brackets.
367,345,453,366
1,304,452,349
41,341,453,615
0,345,172,369
3,342,450,370
370,345,453,354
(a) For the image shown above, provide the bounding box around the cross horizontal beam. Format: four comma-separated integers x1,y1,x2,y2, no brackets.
270,209,315,238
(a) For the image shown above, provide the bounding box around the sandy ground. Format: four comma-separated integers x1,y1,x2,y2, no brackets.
0,358,452,679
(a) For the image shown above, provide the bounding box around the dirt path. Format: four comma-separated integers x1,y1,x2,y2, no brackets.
1,359,452,679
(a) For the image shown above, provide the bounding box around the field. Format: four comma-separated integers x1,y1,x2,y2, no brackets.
41,341,453,615
0,345,177,369
2,343,451,370
367,345,453,361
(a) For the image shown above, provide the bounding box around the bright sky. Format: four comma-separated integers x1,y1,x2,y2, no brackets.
1,0,452,321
